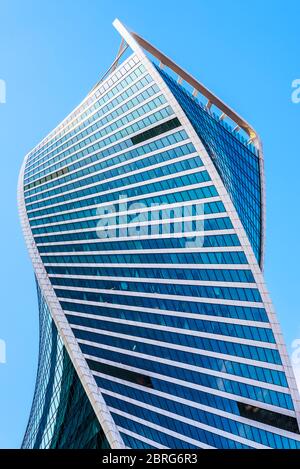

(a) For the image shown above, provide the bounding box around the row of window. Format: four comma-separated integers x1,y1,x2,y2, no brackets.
29,183,219,230
41,236,240,264
54,273,261,302
27,136,192,212
25,57,143,173
28,150,199,224
99,377,299,449
79,329,281,385
114,411,212,449
31,177,218,235
40,234,237,256
64,304,271,344
26,73,153,183
35,208,224,246
25,81,160,194
27,129,189,219
93,222,234,244
60,295,267,325
29,148,202,227
30,194,219,234
33,210,229,240
73,317,280,365
49,264,253,283
108,388,298,449
64,308,276,370
31,197,215,240
37,213,232,251
161,70,262,263
26,105,174,211
76,334,288,409
63,288,268,324
25,94,169,203
94,359,242,418
42,249,245,267
159,67,258,164
89,347,289,411
24,166,69,191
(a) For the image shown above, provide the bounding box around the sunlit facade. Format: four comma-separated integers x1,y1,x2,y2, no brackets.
18,19,300,449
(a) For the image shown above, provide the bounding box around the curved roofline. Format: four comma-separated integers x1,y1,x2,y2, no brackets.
113,18,265,269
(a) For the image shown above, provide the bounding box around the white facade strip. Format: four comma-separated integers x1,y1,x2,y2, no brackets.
40,245,243,254
46,262,249,270
34,226,229,240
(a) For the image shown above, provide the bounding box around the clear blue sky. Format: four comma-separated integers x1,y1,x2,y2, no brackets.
0,0,299,448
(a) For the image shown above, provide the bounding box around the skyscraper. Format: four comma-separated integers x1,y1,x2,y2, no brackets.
18,18,300,449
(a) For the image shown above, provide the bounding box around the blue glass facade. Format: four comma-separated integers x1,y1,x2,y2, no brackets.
18,21,300,449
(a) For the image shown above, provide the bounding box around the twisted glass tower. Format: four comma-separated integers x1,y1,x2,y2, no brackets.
18,19,300,449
